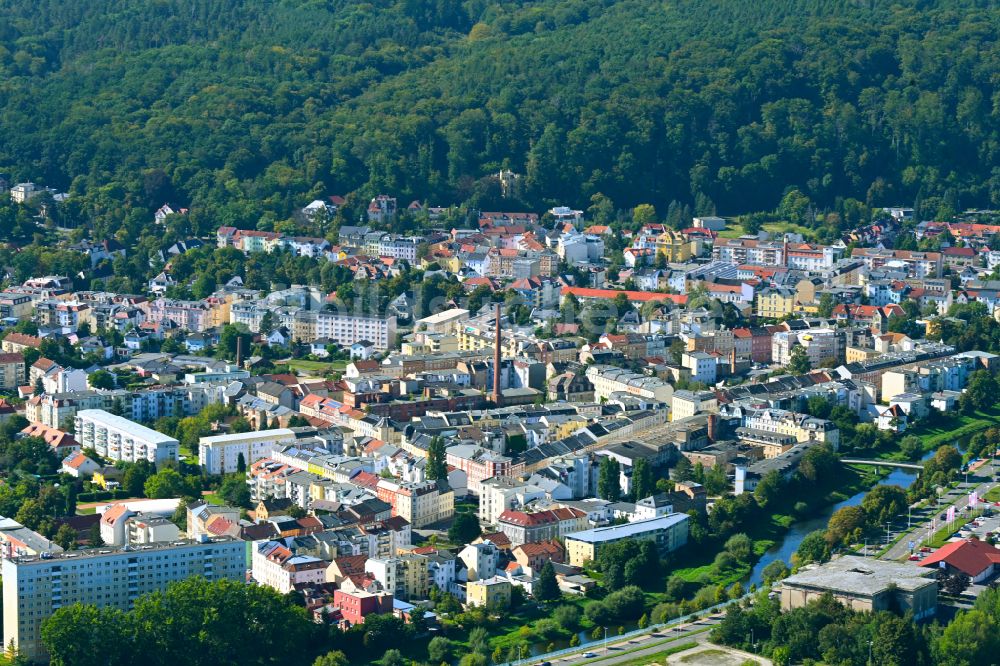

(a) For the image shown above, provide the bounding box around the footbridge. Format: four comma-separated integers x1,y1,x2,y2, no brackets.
841,458,923,471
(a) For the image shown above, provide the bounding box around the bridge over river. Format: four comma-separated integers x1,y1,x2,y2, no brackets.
841,458,923,471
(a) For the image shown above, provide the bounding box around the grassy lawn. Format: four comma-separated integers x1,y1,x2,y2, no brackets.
77,506,96,515
984,486,1000,502
898,406,1000,455
203,492,226,506
282,359,348,374
718,220,816,240
610,641,700,666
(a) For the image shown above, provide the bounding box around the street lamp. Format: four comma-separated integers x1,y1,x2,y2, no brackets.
868,639,874,666
604,627,608,654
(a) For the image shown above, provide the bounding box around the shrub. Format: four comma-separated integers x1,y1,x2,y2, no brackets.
553,605,581,631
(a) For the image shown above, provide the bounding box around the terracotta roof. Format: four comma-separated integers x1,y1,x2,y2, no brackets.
21,423,79,450
63,452,93,469
101,504,132,526
478,532,512,549
2,333,41,348
514,539,565,558
332,554,368,575
921,538,1000,576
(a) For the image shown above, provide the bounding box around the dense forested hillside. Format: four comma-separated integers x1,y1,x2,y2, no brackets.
0,0,998,231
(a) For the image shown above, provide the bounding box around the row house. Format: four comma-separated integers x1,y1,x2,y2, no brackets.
731,327,779,363
723,405,839,448
496,507,589,547
147,298,212,332
830,304,904,333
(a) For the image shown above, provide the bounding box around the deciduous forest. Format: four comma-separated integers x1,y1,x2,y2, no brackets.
0,0,997,229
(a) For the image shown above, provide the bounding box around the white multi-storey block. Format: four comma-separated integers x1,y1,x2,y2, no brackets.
74,409,179,465
3,537,245,660
198,428,298,475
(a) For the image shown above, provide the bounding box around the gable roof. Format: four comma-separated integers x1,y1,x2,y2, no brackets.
920,538,1000,576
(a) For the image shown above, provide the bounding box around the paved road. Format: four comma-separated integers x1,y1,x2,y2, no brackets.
880,460,997,561
537,613,725,665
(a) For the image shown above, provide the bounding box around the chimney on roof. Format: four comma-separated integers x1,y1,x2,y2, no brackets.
492,302,503,406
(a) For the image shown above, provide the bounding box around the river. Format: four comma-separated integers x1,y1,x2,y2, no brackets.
745,455,935,586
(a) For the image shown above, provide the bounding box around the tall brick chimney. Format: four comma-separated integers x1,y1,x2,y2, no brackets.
236,335,244,368
707,413,717,442
492,302,502,406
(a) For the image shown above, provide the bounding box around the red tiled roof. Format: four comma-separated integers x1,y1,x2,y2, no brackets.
478,532,512,549
3,333,41,348
101,504,132,525
515,540,565,557
0,352,24,365
921,538,1000,577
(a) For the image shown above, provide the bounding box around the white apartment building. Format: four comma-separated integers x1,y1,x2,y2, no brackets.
772,329,843,367
74,409,179,465
459,541,499,582
670,390,718,421
10,183,38,203
376,479,455,528
252,540,328,593
478,477,547,525
3,538,245,660
198,428,298,474
292,311,396,350
681,351,717,386
585,365,673,403
229,302,266,332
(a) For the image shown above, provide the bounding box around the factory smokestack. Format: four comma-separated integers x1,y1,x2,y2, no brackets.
492,302,502,406
236,335,244,368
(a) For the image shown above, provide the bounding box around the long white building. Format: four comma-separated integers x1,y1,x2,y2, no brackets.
585,364,673,403
198,428,298,474
74,409,179,465
3,537,245,660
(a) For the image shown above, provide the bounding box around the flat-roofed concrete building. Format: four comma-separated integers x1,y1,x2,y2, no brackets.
198,428,297,474
3,537,245,660
74,409,178,465
780,555,937,620
564,514,688,567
